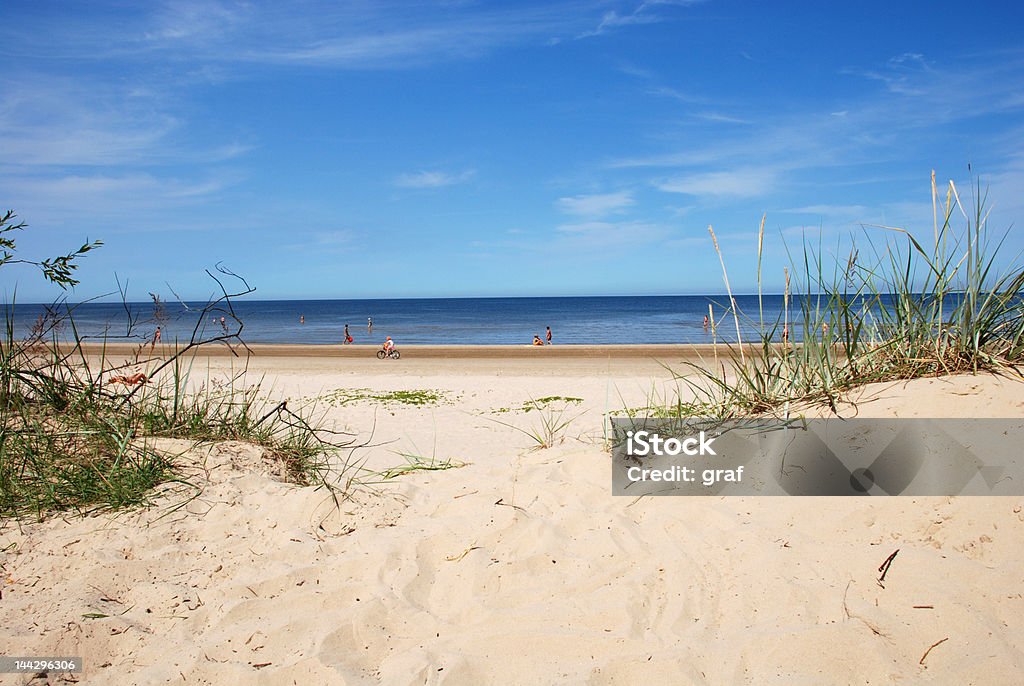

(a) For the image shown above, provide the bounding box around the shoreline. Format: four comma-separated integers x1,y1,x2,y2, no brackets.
73,341,760,360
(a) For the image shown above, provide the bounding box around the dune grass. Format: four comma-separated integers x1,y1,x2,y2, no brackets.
0,217,359,518
0,315,363,518
676,173,1024,418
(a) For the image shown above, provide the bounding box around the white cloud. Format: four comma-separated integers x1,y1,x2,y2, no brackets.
0,79,179,167
394,169,476,188
782,204,870,218
578,10,659,39
656,169,776,198
647,86,709,105
610,52,1024,201
284,229,357,252
554,220,668,249
2,172,239,228
6,3,679,71
145,0,248,44
0,76,251,169
694,111,751,125
556,190,634,217
577,0,703,39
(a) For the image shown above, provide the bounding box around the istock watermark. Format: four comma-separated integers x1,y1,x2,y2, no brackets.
611,418,1024,496
625,429,717,456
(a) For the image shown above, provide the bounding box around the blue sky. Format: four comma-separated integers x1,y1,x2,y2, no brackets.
3,1,1024,303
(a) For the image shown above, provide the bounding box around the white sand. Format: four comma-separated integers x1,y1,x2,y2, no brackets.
2,352,1024,684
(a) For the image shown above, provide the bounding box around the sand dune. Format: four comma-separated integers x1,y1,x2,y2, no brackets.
2,353,1023,684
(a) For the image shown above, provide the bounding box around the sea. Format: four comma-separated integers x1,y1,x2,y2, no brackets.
2,294,859,346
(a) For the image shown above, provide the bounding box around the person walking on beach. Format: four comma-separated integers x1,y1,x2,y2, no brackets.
344,323,352,344
546,326,552,345
150,326,161,350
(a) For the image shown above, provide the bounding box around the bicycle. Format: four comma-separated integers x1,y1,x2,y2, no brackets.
376,348,400,360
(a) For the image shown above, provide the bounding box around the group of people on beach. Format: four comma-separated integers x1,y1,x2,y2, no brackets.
338,317,374,345
336,317,392,350
303,314,558,349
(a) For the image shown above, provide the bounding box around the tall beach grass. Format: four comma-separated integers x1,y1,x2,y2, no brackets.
677,173,1023,417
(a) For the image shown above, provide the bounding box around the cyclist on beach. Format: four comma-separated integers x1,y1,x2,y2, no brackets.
383,336,394,353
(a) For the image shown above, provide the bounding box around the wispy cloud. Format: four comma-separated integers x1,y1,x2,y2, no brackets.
2,171,241,229
555,219,668,249
693,111,751,125
845,52,932,96
284,228,357,252
656,169,777,198
394,169,476,188
578,0,704,39
782,204,870,218
578,10,659,39
556,190,634,217
0,77,178,167
3,3,686,71
614,52,1024,186
144,0,249,44
0,75,251,168
646,86,709,105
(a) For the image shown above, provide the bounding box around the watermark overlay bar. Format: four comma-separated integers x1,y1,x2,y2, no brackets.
0,657,82,673
610,418,1024,496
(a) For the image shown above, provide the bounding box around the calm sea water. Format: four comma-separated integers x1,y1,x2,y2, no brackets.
3,294,852,345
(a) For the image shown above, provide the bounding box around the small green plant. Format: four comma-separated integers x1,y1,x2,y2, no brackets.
372,452,468,480
488,402,583,450
318,387,450,407
491,396,584,414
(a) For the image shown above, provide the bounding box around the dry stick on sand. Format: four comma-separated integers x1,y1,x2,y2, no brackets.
708,225,744,364
919,637,949,666
494,498,528,514
877,549,899,586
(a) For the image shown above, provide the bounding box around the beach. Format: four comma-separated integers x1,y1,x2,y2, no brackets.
8,0,1024,682
2,346,1024,683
